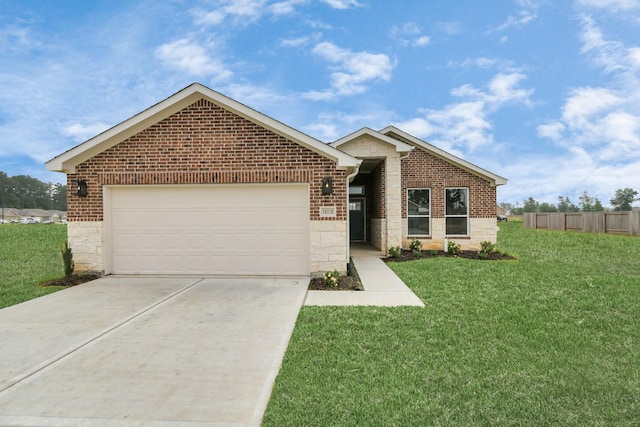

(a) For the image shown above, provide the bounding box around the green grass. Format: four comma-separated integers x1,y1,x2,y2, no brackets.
0,224,67,309
263,222,640,426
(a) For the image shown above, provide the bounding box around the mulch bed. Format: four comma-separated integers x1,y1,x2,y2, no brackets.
308,275,363,291
40,273,101,287
384,249,516,262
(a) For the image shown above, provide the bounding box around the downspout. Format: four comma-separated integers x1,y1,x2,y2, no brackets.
345,160,363,271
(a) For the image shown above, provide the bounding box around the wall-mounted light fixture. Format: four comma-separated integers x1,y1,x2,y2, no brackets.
76,180,88,197
321,177,333,195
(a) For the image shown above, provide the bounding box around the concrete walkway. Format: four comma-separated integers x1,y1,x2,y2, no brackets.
305,247,425,307
0,276,308,426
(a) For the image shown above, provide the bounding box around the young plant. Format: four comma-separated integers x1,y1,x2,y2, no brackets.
60,241,74,278
409,239,423,257
388,246,402,258
478,241,496,260
447,240,461,256
323,270,340,288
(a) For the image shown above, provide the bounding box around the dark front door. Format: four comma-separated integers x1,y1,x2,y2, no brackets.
349,198,366,241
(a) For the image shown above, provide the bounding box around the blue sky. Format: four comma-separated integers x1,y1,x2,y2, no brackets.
1,0,639,207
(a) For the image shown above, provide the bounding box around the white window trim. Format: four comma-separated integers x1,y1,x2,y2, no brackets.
407,188,431,237
445,187,469,236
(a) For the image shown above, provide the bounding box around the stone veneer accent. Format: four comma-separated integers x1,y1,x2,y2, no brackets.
68,221,104,272
336,135,403,250
310,220,348,274
370,218,386,252
402,218,500,251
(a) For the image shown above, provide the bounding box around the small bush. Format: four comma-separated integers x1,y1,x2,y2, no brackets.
388,246,402,258
323,270,340,288
409,239,422,257
479,241,496,259
447,241,461,256
60,241,74,278
429,249,438,256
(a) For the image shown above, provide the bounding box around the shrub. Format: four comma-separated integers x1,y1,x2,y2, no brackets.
388,246,402,258
409,239,422,257
429,249,438,256
60,241,74,278
447,241,461,256
479,241,496,260
323,270,340,288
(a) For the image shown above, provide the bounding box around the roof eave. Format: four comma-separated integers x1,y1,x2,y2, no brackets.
380,125,508,186
46,83,358,173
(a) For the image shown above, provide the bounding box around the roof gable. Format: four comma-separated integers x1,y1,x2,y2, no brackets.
330,127,414,154
379,126,508,186
46,83,358,173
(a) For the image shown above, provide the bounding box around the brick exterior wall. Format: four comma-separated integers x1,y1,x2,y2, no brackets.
400,149,497,219
67,99,346,221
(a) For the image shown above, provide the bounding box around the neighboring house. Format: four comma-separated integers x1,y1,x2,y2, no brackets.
19,208,67,223
46,83,506,276
1,208,21,223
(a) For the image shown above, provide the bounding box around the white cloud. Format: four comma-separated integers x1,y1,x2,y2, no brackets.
62,122,111,142
579,15,628,73
269,0,306,15
561,87,623,124
321,0,362,9
280,33,322,47
538,17,640,163
537,122,565,140
191,0,303,26
436,21,462,35
221,83,289,111
303,42,394,100
393,72,533,153
155,39,233,80
389,23,430,47
576,0,640,10
492,1,539,32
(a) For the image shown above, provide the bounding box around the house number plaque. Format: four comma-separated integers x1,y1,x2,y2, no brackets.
319,205,337,218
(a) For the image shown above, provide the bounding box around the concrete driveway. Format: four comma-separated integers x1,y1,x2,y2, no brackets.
0,276,308,426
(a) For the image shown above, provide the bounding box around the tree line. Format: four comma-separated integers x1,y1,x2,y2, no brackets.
502,188,639,215
0,171,67,211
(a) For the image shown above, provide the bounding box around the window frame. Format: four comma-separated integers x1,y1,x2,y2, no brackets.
407,188,431,237
445,187,469,236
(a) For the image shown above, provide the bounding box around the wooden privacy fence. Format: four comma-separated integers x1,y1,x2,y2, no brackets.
524,211,640,236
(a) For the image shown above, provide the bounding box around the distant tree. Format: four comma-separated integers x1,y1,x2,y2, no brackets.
610,188,639,211
0,171,66,210
558,196,579,212
579,191,595,212
522,197,539,213
50,183,67,211
539,202,558,212
593,198,604,212
499,202,514,213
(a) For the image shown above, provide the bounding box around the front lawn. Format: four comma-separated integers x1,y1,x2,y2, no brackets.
263,222,640,426
0,224,67,309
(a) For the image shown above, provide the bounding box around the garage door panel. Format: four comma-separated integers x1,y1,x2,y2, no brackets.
109,185,309,275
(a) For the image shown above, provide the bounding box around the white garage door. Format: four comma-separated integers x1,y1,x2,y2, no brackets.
107,184,309,275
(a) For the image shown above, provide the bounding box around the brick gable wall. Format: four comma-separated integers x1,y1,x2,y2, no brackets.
67,99,346,221
401,149,496,218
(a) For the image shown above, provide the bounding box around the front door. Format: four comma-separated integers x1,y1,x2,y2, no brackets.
349,197,366,241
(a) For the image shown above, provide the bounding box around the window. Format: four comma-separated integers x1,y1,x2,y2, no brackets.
445,188,468,235
407,189,430,235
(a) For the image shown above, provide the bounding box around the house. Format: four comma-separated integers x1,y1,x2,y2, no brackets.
46,83,506,276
